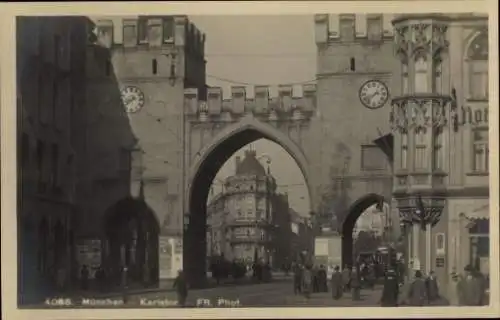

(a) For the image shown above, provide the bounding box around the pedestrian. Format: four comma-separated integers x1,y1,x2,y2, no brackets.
457,265,485,306
406,270,428,306
80,265,89,291
367,264,376,290
293,263,303,295
380,269,399,307
173,270,189,307
312,265,319,293
302,264,313,299
331,266,343,300
56,266,66,292
95,265,105,292
318,265,328,292
425,270,440,304
342,266,351,292
350,266,361,301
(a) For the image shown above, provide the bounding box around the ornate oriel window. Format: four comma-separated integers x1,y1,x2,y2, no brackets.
472,127,489,172
414,127,427,169
467,32,488,100
433,127,444,170
414,55,428,93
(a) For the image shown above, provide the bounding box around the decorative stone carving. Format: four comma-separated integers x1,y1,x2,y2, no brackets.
390,95,452,133
397,195,445,229
394,21,449,62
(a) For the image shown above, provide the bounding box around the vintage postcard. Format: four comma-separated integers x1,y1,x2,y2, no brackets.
1,1,498,319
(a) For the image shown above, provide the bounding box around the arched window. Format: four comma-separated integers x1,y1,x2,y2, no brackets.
415,127,427,169
467,32,488,100
433,127,444,170
402,63,409,94
414,55,428,92
401,131,408,170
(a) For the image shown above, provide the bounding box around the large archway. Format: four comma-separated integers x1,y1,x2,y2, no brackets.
341,193,385,268
103,197,160,287
185,119,313,287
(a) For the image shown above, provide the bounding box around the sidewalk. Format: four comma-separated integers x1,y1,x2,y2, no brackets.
70,274,291,299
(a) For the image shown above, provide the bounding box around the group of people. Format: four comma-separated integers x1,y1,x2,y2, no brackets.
381,264,488,307
293,263,370,301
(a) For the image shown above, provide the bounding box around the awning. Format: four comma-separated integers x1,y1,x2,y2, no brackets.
373,133,393,163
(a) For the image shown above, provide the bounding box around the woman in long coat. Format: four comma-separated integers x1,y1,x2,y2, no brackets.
331,266,343,300
302,265,313,299
380,269,399,307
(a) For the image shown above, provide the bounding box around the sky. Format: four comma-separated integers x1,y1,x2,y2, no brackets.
189,15,317,216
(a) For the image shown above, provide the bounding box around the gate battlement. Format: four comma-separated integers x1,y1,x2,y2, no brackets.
184,84,317,122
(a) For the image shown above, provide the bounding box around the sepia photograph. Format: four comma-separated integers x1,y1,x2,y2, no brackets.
1,1,498,319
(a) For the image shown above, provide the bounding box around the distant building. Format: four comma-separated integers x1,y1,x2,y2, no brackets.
206,149,292,267
289,208,315,262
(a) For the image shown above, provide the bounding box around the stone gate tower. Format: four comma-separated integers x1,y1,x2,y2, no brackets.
83,16,206,280
314,14,400,266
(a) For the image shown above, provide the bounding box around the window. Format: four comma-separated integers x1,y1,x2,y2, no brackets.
361,145,386,170
350,57,356,71
163,18,174,43
435,233,445,255
54,35,61,66
433,61,442,94
21,133,30,167
401,132,408,169
50,144,59,190
467,33,488,100
433,127,444,170
52,77,58,124
472,128,488,172
152,59,157,75
137,18,148,43
36,140,45,191
367,16,382,41
402,64,409,94
414,56,428,92
415,127,427,169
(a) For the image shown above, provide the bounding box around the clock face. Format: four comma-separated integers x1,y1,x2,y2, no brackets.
359,80,389,110
121,86,145,113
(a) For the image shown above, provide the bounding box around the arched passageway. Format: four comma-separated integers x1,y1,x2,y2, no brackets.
341,193,385,268
186,125,312,287
103,197,160,287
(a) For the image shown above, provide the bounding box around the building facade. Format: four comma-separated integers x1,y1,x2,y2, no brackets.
390,14,489,301
82,16,206,280
206,149,292,268
17,16,91,303
289,208,315,263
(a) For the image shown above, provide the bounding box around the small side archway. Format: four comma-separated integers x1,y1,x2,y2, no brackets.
185,116,314,286
341,193,385,268
102,196,160,286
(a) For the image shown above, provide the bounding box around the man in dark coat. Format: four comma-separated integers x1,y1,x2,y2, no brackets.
173,270,189,307
318,265,328,292
80,265,89,290
458,265,486,306
331,266,343,300
350,266,361,301
293,263,303,295
406,270,428,306
342,266,351,292
380,269,399,307
425,270,440,303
